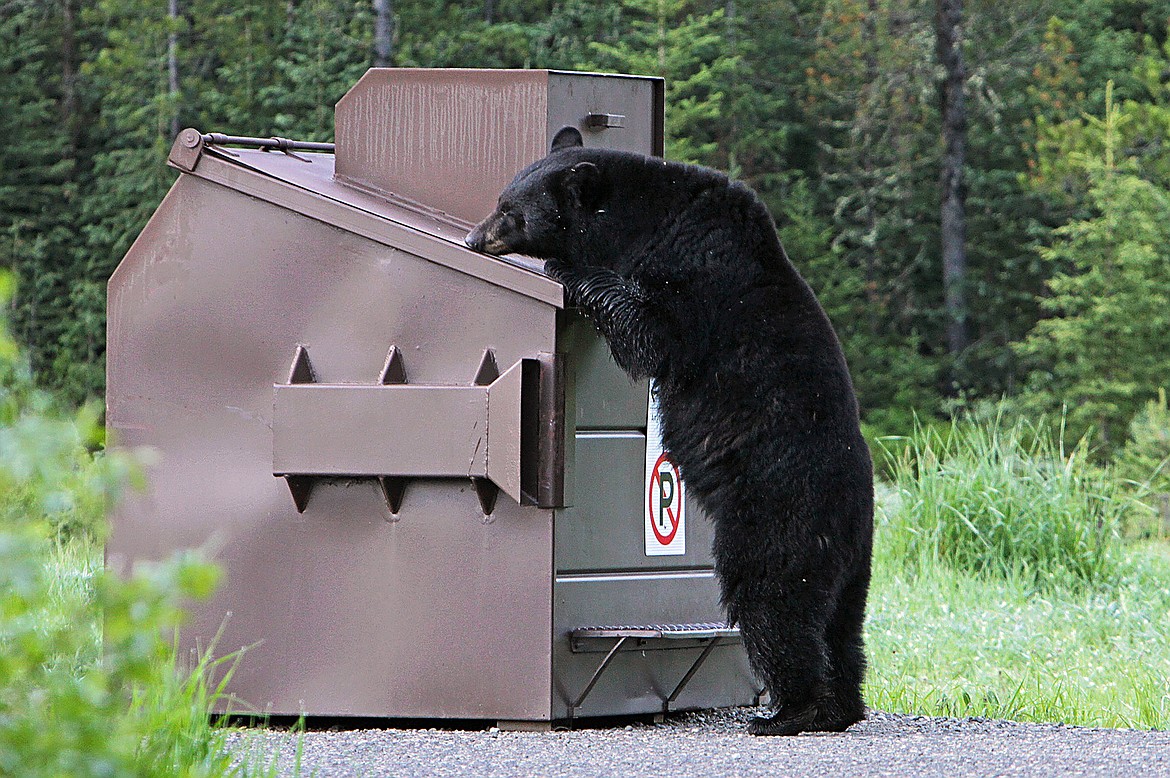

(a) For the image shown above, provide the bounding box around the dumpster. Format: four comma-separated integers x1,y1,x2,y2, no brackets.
106,68,758,726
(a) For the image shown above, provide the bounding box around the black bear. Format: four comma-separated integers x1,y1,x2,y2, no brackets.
467,127,874,736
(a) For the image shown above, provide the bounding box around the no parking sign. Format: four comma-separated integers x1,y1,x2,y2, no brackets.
645,382,685,556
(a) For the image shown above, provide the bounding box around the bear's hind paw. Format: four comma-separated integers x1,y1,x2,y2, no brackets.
747,703,864,736
746,705,817,737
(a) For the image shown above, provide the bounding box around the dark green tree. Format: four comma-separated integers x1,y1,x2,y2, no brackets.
0,0,78,384
1019,84,1170,450
804,0,944,424
587,0,740,164
187,0,289,135
64,0,181,403
260,0,376,140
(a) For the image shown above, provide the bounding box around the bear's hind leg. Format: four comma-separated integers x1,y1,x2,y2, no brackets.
731,581,833,736
813,564,871,732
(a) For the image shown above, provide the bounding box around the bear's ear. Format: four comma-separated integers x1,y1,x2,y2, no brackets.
563,161,604,209
550,126,584,152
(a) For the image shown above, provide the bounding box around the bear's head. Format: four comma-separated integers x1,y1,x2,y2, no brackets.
465,126,609,260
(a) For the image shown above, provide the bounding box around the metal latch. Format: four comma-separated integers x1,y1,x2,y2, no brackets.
584,113,626,130
272,345,568,516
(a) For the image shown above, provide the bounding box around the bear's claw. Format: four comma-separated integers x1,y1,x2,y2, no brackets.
747,704,863,736
747,704,817,736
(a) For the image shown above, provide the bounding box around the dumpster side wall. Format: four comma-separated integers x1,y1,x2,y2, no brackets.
108,173,557,720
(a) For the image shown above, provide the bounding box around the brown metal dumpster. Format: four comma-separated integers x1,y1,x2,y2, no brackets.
106,68,758,726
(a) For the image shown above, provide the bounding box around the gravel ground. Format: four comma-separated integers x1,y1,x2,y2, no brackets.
229,708,1170,777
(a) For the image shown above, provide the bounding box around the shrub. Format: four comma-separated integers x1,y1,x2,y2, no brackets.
877,411,1130,588
0,271,243,777
0,533,231,777
1113,388,1170,537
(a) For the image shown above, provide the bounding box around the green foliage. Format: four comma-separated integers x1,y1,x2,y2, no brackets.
879,411,1128,588
4,0,1170,455
1113,388,1170,536
0,0,77,384
587,0,740,165
188,0,289,135
0,276,247,776
260,0,375,141
1019,84,1170,451
781,176,943,422
0,537,233,777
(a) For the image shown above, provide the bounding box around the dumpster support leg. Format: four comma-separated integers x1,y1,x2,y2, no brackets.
567,636,628,720
663,636,722,715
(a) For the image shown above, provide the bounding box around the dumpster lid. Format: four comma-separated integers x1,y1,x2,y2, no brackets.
168,131,562,308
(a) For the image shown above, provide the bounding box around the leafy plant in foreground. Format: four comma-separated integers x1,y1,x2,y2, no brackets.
0,271,245,776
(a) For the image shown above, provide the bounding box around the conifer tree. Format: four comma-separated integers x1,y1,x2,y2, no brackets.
1020,84,1170,450
0,0,76,382
63,0,180,402
188,0,289,134
261,0,374,140
587,0,739,165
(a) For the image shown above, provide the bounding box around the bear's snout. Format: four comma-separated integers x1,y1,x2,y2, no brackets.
465,218,512,256
464,227,486,252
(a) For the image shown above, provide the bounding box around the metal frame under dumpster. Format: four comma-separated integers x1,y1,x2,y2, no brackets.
106,68,758,726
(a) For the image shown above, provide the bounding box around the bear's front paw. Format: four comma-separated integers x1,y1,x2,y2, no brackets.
543,258,577,280
544,259,588,304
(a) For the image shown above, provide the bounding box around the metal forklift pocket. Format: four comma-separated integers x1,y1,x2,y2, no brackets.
272,346,564,514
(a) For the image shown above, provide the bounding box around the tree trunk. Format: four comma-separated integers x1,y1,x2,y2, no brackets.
167,0,180,140
484,0,494,24
861,0,880,336
60,0,78,157
937,0,969,366
373,0,394,67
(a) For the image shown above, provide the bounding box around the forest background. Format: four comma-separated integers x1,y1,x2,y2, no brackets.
4,3,1170,763
3,0,1170,463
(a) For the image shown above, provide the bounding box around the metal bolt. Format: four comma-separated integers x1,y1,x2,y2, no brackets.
181,129,201,148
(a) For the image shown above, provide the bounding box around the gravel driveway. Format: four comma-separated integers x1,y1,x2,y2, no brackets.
231,707,1170,777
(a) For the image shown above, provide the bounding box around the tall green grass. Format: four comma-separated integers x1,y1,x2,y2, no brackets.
877,415,1133,588
865,412,1170,728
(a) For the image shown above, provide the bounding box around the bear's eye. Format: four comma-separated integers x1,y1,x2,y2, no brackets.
511,212,525,231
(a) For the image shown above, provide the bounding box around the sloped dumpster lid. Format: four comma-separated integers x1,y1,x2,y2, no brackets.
167,129,563,309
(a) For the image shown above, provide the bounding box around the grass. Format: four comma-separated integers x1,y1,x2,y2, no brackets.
863,414,1170,729
876,414,1129,587
864,541,1170,728
37,538,291,777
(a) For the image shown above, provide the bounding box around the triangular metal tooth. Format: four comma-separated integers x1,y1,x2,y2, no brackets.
285,476,315,513
472,477,499,516
473,349,499,385
379,476,407,514
287,345,317,384
380,346,407,385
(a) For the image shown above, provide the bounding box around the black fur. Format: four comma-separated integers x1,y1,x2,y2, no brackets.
468,131,874,736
